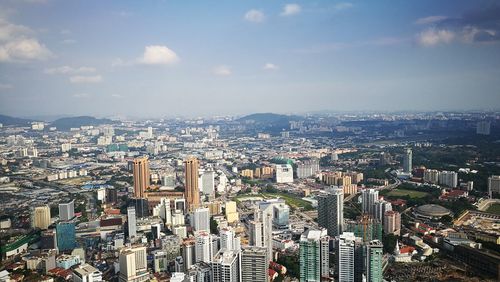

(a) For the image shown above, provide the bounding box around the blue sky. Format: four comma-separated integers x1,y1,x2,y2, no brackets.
0,0,499,118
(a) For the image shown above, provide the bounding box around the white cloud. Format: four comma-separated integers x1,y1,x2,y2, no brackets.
263,63,279,70
0,83,13,89
0,17,53,62
61,39,76,44
111,94,123,98
281,4,301,16
244,9,265,23
44,66,96,75
332,2,353,11
416,28,455,47
415,15,448,25
212,65,231,76
69,75,102,83
0,38,53,62
73,93,89,98
138,45,179,65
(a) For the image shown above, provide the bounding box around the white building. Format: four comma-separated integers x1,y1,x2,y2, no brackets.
192,208,210,232
118,246,148,282
59,200,75,221
439,171,458,188
275,164,293,183
211,250,241,282
72,263,102,282
195,231,213,263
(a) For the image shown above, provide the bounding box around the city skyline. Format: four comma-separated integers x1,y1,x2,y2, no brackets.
1,0,500,118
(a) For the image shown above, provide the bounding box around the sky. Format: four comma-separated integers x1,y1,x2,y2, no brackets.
0,0,500,118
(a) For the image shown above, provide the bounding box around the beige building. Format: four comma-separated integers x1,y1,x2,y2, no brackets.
32,205,51,230
185,157,200,212
225,201,239,224
133,157,150,198
119,245,148,282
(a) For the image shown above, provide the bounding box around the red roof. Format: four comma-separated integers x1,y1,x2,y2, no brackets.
400,246,415,254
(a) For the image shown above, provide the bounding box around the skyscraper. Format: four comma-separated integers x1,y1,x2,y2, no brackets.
403,148,412,173
299,229,330,282
133,157,150,198
195,231,213,263
32,205,51,230
345,215,383,242
365,240,383,282
383,211,401,235
336,232,357,282
361,189,379,216
184,157,200,212
211,249,241,282
249,206,273,261
127,206,137,240
119,246,148,282
56,222,76,251
192,207,210,232
241,247,269,282
58,200,75,221
318,187,344,237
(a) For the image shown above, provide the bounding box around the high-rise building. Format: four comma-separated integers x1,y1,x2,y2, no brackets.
273,203,290,229
59,200,75,221
119,246,148,282
127,206,137,240
241,247,269,282
365,240,383,282
106,188,118,204
185,157,200,211
211,249,241,282
192,207,210,232
56,222,76,251
32,205,51,230
275,164,294,183
361,189,379,216
133,157,150,198
438,171,458,188
131,198,149,218
249,206,273,261
489,175,500,197
403,148,412,173
318,187,344,237
182,238,196,271
224,201,239,224
195,231,213,263
383,211,401,235
201,170,215,195
336,232,359,282
345,215,383,242
423,169,440,184
299,229,330,282
187,262,212,282
373,200,392,224
153,198,172,226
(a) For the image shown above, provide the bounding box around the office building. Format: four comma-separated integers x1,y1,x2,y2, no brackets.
273,203,290,229
224,201,239,224
384,211,401,235
275,164,294,183
119,246,148,282
185,157,201,211
318,188,344,237
299,229,330,282
195,231,213,264
365,240,383,282
489,175,500,197
241,247,269,282
127,206,137,240
336,232,359,282
106,188,118,204
211,250,241,282
192,207,210,232
72,263,102,282
59,200,75,221
56,222,76,251
182,239,196,271
187,262,212,282
403,148,412,173
249,206,273,260
131,198,149,218
201,170,215,195
133,157,150,198
32,205,51,230
361,189,379,216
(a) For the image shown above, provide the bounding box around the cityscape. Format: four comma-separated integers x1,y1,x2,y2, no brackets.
1,1,500,282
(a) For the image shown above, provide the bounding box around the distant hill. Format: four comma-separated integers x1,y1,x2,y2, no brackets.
51,116,115,130
238,113,303,133
238,113,302,123
0,114,34,126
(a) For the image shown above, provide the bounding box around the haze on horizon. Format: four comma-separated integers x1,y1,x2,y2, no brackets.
0,0,500,118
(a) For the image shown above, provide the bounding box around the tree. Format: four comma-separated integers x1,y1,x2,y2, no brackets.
383,234,398,254
210,217,219,234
